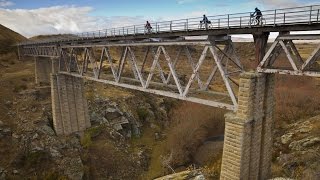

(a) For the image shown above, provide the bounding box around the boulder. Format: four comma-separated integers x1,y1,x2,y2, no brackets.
289,136,320,151
50,148,62,158
105,108,122,120
281,132,294,144
38,125,55,136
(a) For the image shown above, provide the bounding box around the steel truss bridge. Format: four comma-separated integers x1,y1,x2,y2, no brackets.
18,4,320,111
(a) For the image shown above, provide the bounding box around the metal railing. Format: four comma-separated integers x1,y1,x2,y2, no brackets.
20,4,320,45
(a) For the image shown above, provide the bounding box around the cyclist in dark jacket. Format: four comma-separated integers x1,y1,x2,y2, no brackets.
252,7,262,24
200,14,211,29
145,21,152,33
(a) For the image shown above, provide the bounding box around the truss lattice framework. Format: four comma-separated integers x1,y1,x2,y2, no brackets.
22,45,59,58
56,39,243,111
257,34,320,77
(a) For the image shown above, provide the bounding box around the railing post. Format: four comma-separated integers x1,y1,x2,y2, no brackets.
123,27,125,35
156,23,158,32
218,19,220,28
186,19,188,31
170,21,172,32
309,6,312,24
228,14,230,28
283,13,285,24
240,17,242,27
274,10,277,26
134,25,136,35
317,9,319,22
127,28,128,35
249,13,252,28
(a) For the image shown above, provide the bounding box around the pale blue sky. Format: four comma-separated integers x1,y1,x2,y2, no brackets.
5,0,317,18
0,0,318,37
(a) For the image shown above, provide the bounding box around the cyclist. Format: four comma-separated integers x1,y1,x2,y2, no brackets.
145,21,152,33
251,7,262,25
200,14,211,29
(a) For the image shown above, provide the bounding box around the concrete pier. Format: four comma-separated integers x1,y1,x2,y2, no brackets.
51,73,91,135
35,57,52,85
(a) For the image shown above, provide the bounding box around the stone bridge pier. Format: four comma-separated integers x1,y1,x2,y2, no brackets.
34,57,52,85
220,72,275,180
34,57,60,85
51,73,91,135
33,56,91,135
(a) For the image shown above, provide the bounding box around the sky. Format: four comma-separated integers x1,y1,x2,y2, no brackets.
0,0,318,38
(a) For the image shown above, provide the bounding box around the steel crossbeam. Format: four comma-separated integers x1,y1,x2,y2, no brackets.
257,34,320,77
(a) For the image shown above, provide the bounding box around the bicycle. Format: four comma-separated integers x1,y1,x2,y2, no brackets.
248,15,266,26
198,21,212,30
145,26,153,34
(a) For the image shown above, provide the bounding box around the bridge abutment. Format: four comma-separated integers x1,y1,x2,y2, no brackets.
220,72,275,180
51,73,91,135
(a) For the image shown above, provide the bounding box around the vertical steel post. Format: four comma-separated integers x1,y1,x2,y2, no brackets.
240,17,242,27
283,13,285,24
309,6,312,24
170,21,172,32
228,14,230,28
274,10,277,26
218,19,220,28
249,13,252,27
317,9,320,22
186,19,188,31
134,25,136,35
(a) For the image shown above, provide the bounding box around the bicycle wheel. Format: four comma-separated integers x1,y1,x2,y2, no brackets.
248,18,255,26
198,24,204,30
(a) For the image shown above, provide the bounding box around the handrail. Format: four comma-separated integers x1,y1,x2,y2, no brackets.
19,4,320,46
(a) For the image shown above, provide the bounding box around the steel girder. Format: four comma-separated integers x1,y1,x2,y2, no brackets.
257,34,320,77
21,45,59,58
56,38,243,111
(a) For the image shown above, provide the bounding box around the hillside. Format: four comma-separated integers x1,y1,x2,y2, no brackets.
30,34,78,41
0,24,27,53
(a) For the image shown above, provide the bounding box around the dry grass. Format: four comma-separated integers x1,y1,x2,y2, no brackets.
165,102,226,167
274,75,320,124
